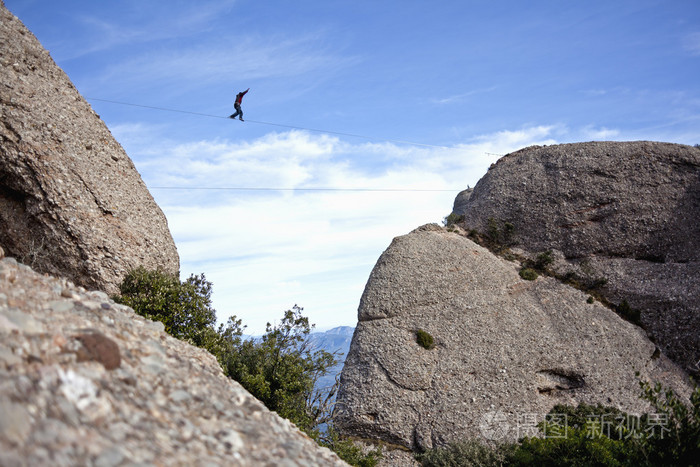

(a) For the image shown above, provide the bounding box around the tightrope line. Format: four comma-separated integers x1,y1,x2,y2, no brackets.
149,186,458,192
86,97,454,149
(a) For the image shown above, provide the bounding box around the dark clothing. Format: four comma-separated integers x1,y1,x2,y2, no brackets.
230,103,243,120
230,88,249,120
235,89,248,105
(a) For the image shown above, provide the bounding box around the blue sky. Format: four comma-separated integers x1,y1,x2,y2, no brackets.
6,0,700,333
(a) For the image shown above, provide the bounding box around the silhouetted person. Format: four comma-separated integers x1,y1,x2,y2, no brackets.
229,88,249,121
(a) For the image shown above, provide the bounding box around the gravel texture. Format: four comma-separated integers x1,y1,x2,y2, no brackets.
0,253,347,466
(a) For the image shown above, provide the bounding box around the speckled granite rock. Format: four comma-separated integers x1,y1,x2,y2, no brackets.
452,141,700,373
0,1,179,294
0,256,347,466
335,225,691,458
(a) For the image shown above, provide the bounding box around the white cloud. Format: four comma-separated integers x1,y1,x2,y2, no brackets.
118,124,561,333
581,125,621,140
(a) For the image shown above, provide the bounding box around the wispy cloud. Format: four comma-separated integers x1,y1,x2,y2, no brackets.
95,33,360,94
58,0,239,60
431,87,498,105
581,125,620,140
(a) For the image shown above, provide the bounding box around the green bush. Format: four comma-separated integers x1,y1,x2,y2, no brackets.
487,217,516,247
416,329,435,350
321,430,382,467
637,378,700,465
534,250,554,270
417,439,515,466
443,212,465,227
113,267,222,353
519,268,538,281
419,382,700,466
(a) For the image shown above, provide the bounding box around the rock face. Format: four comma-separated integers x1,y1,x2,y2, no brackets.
0,255,346,466
0,2,179,294
453,141,700,373
335,225,691,454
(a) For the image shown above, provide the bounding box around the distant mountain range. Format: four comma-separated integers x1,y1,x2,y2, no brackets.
241,325,354,393
308,326,355,392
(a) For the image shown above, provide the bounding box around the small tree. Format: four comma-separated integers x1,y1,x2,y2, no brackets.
221,305,338,434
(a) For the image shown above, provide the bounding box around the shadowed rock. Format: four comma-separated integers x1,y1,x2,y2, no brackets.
453,141,700,373
0,1,179,294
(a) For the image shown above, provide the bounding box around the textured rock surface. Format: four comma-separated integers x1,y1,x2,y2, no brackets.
0,256,346,466
453,141,700,373
0,1,179,294
335,225,691,456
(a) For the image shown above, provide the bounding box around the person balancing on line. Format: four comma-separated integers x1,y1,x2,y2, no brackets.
229,88,249,121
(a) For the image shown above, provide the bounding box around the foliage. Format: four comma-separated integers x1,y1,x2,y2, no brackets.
113,267,222,353
637,378,700,465
519,268,538,281
534,250,554,270
417,439,516,466
321,430,382,467
220,305,338,433
511,384,700,466
487,217,516,247
443,212,465,227
509,403,641,466
417,380,700,466
416,329,435,350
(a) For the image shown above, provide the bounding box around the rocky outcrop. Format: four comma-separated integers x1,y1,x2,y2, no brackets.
0,254,346,466
335,225,691,454
453,141,700,373
0,1,179,294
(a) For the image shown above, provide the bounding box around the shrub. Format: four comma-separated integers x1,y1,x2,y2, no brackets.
534,250,554,270
519,268,538,281
487,217,516,246
416,329,435,350
637,378,700,465
113,267,222,353
418,382,700,466
417,439,515,466
443,212,465,227
322,430,382,467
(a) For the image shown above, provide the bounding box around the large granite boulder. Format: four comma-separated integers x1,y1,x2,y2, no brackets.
335,225,691,455
0,253,347,466
0,1,179,294
452,141,700,373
